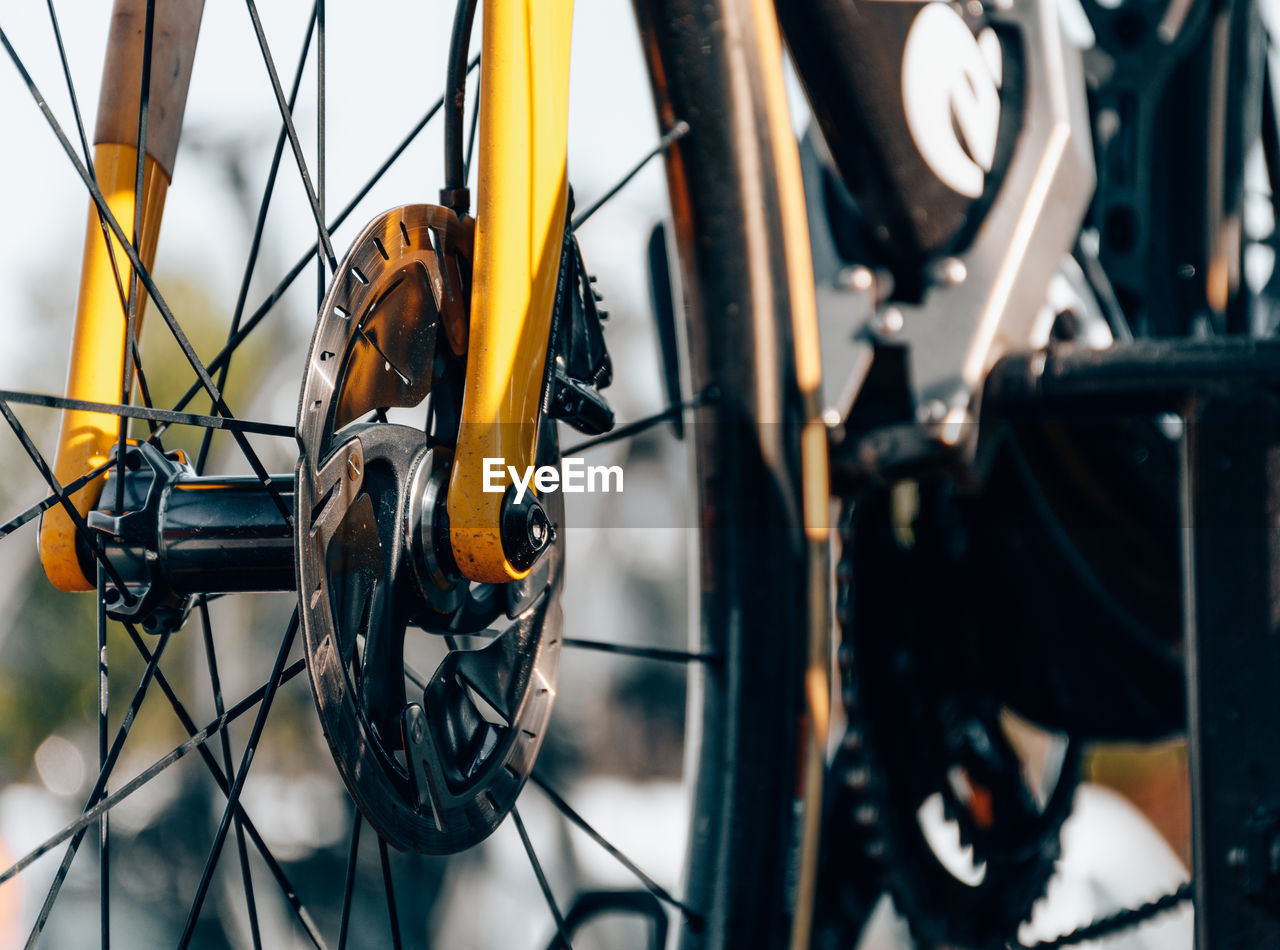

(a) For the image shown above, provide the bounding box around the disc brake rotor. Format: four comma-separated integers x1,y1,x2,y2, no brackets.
296,204,564,854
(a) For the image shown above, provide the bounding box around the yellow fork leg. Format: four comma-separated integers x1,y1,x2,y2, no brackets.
38,149,169,592
38,0,203,591
446,0,574,583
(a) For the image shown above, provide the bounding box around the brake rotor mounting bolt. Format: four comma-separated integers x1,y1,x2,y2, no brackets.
347,455,362,482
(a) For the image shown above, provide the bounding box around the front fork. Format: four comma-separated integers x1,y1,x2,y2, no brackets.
39,0,203,591
446,0,574,583
39,0,574,590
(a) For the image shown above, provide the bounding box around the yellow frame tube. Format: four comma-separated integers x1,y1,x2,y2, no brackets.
39,0,203,591
446,0,575,583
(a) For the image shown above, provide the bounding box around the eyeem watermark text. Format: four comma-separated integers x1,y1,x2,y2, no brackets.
484,458,623,503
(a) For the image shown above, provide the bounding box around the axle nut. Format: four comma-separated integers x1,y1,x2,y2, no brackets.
500,489,554,573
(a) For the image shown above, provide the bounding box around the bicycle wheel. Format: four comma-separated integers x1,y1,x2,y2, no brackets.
0,1,828,948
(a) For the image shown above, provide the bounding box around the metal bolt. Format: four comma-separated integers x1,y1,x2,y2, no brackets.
844,767,870,790
873,307,905,336
853,804,879,826
347,455,362,482
917,399,948,424
939,407,974,447
838,265,875,293
936,257,967,286
411,716,425,743
527,505,551,551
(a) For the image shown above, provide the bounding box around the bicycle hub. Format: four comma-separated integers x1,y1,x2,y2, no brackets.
88,441,295,631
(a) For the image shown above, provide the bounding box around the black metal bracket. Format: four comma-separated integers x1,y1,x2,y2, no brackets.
985,338,1280,949
1182,389,1280,948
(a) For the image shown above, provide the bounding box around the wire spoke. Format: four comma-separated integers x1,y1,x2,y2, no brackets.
0,389,294,438
0,398,134,598
0,654,305,890
117,622,324,948
562,638,714,665
197,0,319,473
8,410,324,946
0,24,291,523
512,806,573,950
44,0,91,165
316,0,326,308
0,457,119,540
164,56,479,424
46,0,149,420
337,813,362,949
571,120,689,231
177,612,300,948
198,599,263,950
464,66,481,184
244,0,336,271
117,0,155,514
97,565,110,949
377,835,404,950
529,774,702,925
563,390,709,456
22,627,173,946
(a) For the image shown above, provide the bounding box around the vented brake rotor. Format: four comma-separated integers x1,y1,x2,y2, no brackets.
295,204,564,854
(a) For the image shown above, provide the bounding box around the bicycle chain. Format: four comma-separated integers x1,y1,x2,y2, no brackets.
1010,883,1191,949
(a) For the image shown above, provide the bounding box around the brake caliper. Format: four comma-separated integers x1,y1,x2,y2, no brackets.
545,198,614,436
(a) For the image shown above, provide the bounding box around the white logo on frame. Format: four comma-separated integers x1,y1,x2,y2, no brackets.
902,3,1003,199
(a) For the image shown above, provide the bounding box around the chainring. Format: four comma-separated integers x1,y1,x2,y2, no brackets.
295,203,564,854
831,489,1079,949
